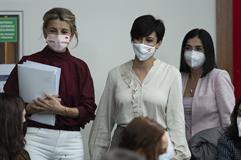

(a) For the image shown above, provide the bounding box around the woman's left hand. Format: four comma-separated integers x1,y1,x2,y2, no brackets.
34,94,64,114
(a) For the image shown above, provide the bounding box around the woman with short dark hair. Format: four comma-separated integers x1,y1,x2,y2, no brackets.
89,15,190,160
0,93,30,160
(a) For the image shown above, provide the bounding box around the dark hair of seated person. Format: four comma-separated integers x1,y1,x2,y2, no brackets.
101,148,145,160
119,116,166,160
0,93,30,160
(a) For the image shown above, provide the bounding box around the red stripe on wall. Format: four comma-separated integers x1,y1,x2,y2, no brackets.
233,0,241,98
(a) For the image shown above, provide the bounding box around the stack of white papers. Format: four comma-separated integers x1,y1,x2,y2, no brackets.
18,61,61,126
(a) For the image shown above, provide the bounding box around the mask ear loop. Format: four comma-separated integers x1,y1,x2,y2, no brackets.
153,41,161,58
154,45,161,59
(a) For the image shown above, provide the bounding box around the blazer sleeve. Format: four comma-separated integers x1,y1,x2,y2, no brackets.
89,71,116,160
215,70,235,127
217,135,233,160
166,70,191,160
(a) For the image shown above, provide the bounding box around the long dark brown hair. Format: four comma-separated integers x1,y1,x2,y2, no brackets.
179,28,216,77
119,117,166,160
0,93,25,160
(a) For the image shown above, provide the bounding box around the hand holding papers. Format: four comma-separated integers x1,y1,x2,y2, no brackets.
18,61,61,102
18,61,61,125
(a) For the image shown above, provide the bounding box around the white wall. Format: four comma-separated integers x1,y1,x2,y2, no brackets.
0,0,215,159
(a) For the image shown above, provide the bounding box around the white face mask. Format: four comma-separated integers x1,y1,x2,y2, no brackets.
184,50,206,69
132,43,156,61
158,133,175,160
237,117,241,137
46,34,70,52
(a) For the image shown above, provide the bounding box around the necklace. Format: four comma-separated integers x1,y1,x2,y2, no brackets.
189,88,194,96
184,71,202,97
187,74,200,96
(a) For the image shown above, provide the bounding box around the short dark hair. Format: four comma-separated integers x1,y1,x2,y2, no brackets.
179,28,216,77
119,117,165,160
225,97,241,148
130,15,165,43
0,93,25,159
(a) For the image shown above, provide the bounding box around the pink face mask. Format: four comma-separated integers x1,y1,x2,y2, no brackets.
46,34,70,52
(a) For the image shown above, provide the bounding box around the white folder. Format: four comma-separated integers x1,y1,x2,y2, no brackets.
18,61,61,126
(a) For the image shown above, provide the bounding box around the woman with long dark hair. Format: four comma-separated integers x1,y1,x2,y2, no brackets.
179,28,235,140
0,93,30,160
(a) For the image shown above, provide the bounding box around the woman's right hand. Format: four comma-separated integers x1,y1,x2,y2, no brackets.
26,95,62,115
25,102,46,114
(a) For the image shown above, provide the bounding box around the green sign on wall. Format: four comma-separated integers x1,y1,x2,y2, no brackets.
0,17,17,42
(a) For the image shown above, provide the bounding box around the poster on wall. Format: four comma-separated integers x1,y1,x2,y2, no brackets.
0,11,23,64
0,64,14,92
